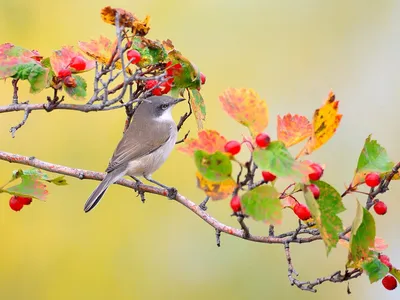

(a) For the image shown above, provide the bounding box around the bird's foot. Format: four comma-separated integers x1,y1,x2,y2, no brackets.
131,177,145,203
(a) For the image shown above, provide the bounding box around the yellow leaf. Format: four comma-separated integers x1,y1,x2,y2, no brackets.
297,91,342,158
100,6,151,36
196,171,236,200
219,88,268,137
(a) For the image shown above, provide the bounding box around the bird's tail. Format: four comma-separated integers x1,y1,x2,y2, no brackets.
84,169,124,213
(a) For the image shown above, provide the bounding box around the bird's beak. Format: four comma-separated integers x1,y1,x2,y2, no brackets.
173,98,186,105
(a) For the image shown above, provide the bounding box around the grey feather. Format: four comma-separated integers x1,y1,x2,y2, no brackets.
106,106,173,173
84,95,184,213
84,168,125,213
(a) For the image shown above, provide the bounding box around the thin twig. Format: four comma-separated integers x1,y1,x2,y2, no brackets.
10,107,31,138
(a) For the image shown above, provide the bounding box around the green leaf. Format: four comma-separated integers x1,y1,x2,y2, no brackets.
303,180,345,254
363,257,389,283
1,168,67,200
64,75,87,100
4,174,48,200
41,57,56,87
253,141,312,181
390,268,400,282
241,185,282,224
12,62,48,93
356,135,394,173
194,150,232,182
12,168,68,185
47,176,68,185
191,89,206,130
132,37,168,68
0,43,49,93
162,40,201,90
348,201,375,265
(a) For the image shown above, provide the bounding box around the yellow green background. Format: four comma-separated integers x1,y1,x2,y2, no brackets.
1,0,400,299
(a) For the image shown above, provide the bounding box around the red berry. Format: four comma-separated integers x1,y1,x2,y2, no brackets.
262,171,276,182
293,203,311,221
200,72,206,85
382,275,397,290
145,80,162,96
309,184,320,199
224,140,241,155
160,81,172,95
63,76,77,88
255,133,271,148
309,163,324,181
69,56,86,71
58,68,72,78
230,195,241,212
374,201,387,215
379,254,392,270
9,196,24,212
365,172,380,188
17,196,32,205
126,49,141,64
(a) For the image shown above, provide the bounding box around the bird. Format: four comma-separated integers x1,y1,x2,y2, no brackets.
84,95,186,213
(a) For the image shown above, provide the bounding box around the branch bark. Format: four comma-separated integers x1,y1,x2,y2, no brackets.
0,150,323,245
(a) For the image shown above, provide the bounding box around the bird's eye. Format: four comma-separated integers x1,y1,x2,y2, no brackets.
160,104,169,110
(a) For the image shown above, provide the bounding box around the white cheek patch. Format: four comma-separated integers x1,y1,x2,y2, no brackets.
158,106,174,121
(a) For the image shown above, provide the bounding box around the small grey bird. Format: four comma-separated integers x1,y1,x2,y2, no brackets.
84,95,185,213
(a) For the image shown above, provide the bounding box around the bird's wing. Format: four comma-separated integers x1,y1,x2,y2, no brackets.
105,120,173,173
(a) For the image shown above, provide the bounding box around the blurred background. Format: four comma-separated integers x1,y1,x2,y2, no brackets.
0,0,399,299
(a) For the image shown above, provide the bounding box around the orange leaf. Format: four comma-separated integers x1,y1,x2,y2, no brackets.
178,130,227,156
50,46,95,75
277,114,312,147
297,91,342,158
219,88,268,137
78,36,122,68
196,171,236,200
100,6,150,36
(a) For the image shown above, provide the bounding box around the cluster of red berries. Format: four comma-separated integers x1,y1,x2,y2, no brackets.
378,254,398,290
9,195,33,212
291,163,324,220
57,56,87,88
364,172,388,215
128,49,208,97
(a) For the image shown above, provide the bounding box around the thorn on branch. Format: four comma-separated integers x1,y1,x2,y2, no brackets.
215,229,221,247
10,106,32,138
199,196,210,211
269,225,275,237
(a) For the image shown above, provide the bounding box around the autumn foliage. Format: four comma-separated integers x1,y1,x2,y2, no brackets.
0,5,399,294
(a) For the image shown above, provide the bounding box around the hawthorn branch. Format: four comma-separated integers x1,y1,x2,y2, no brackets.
0,150,324,245
0,151,371,292
284,243,362,293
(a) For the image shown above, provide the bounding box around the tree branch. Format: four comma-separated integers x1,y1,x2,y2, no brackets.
0,150,324,245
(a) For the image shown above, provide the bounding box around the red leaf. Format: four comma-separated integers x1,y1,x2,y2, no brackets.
50,46,95,75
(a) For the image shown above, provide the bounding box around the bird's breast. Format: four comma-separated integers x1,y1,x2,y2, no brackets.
126,125,177,177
